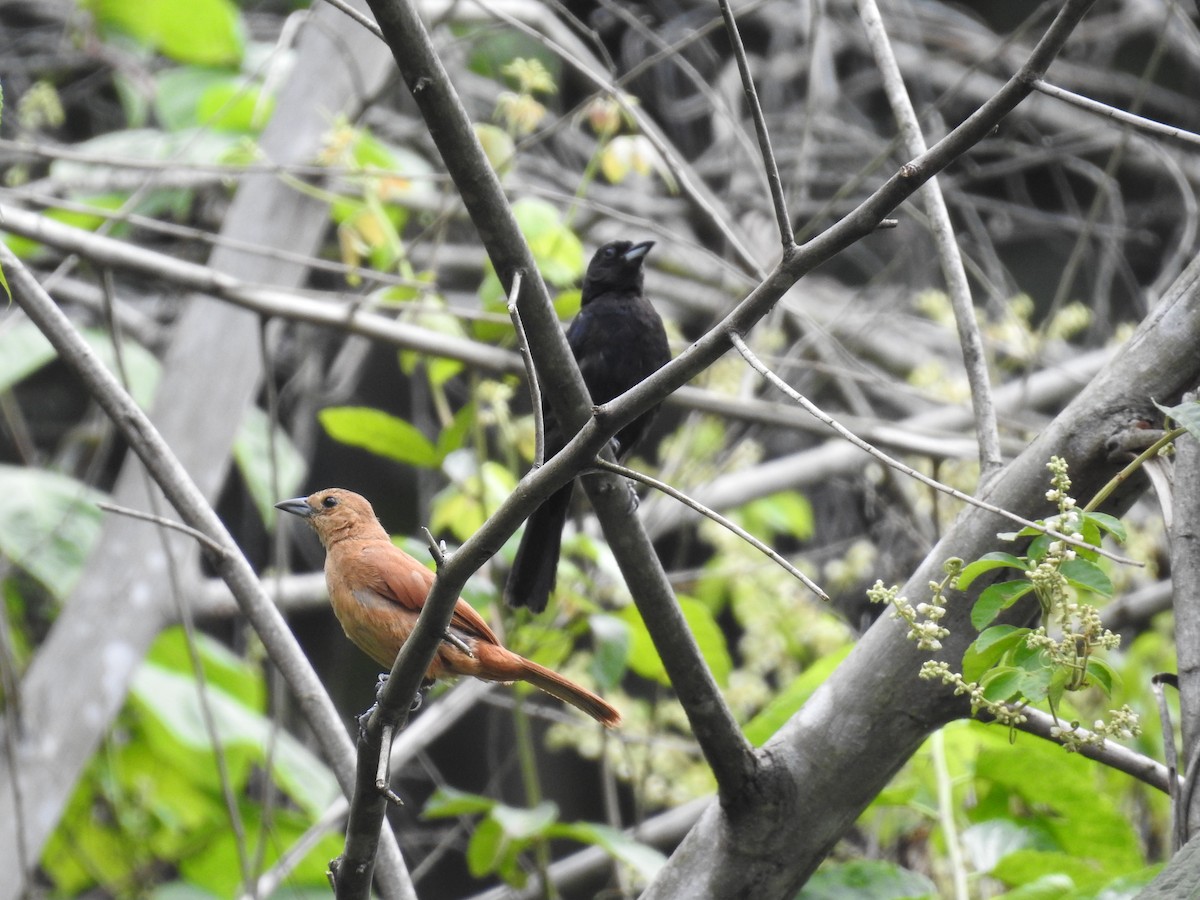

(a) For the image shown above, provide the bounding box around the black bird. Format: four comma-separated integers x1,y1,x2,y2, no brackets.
505,240,670,612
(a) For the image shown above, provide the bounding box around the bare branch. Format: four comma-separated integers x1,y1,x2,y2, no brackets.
857,0,1002,476
729,332,1138,565
717,0,794,247
593,458,828,601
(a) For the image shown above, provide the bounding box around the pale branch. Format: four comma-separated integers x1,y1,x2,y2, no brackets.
592,458,828,601
1032,79,1200,149
729,332,1138,566
4,185,432,290
858,0,1002,476
0,202,517,375
1016,708,1177,795
505,270,545,466
0,243,416,898
716,0,794,247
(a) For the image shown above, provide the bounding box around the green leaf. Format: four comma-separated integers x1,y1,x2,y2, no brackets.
588,614,630,688
1059,558,1112,597
743,646,852,746
550,821,668,882
960,819,1037,874
962,626,1031,684
1082,511,1126,544
957,552,1028,590
618,595,732,687
980,667,1024,704
422,786,497,819
0,319,58,391
318,406,440,467
736,491,815,541
0,465,104,599
1156,397,1200,442
1085,657,1120,696
971,581,1034,630
193,79,274,133
796,859,937,899
435,401,476,459
130,661,340,817
83,0,245,66
491,801,558,840
146,626,265,713
233,406,306,529
466,816,507,879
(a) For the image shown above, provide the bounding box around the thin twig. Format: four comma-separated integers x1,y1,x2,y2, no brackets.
320,0,384,38
97,501,229,557
506,270,546,466
858,0,1002,476
1085,426,1185,513
716,0,794,248
1016,706,1177,794
1033,79,1200,149
593,458,828,601
729,332,1140,566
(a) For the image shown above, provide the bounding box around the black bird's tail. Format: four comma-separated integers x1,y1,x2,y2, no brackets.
506,482,574,612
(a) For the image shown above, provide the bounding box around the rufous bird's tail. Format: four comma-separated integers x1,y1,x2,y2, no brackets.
475,644,621,727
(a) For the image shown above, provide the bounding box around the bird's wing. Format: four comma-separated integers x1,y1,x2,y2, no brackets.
363,541,502,645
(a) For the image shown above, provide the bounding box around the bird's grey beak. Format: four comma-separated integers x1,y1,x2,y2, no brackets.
275,497,314,519
623,240,654,262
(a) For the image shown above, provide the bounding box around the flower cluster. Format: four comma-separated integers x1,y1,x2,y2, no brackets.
868,580,949,651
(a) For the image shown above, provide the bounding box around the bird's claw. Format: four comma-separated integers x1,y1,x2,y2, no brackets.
356,676,428,740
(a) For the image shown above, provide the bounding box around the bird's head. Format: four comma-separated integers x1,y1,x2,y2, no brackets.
581,239,654,301
274,488,386,547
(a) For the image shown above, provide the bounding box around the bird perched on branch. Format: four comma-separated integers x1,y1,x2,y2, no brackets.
505,239,670,613
276,488,620,727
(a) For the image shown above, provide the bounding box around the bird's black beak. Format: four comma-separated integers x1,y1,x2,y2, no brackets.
623,240,654,262
275,497,314,519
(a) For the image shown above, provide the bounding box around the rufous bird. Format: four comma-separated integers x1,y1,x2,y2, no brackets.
275,488,620,727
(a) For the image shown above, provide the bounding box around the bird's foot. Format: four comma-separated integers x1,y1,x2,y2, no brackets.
356,676,429,740
625,479,640,512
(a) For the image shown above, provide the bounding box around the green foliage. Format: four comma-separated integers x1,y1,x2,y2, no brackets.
863,720,1160,899
618,595,732,687
743,646,851,746
319,406,442,468
0,465,104,599
430,453,519,543
155,67,273,133
43,628,340,897
232,406,306,529
423,787,665,888
1155,397,1200,443
81,0,245,66
797,859,936,899
475,198,585,341
877,458,1137,746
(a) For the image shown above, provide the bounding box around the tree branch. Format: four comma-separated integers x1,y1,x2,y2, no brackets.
857,0,1003,476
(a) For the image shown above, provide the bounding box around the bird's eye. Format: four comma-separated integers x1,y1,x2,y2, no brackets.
322,495,339,509
604,246,616,258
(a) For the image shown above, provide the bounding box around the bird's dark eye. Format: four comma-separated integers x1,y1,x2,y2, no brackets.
604,246,617,258
322,495,339,509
